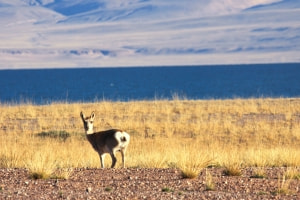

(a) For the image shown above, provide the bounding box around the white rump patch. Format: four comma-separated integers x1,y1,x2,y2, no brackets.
114,131,130,148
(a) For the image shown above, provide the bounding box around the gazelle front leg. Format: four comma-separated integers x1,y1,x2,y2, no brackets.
99,153,106,168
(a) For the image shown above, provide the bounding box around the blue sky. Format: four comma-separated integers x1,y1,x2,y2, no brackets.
0,0,299,69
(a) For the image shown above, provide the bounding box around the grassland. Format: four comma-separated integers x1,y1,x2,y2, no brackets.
0,98,300,177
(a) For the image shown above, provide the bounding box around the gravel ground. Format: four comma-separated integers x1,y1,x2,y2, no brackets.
0,167,299,199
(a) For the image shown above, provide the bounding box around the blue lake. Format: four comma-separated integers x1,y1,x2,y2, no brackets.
0,63,299,104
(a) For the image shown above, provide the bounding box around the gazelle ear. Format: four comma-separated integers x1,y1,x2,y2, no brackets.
80,111,85,121
91,111,95,120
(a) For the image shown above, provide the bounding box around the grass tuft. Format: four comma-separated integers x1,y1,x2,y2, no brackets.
104,187,113,192
178,152,211,179
181,167,199,179
223,164,242,176
250,174,266,179
51,168,74,180
205,170,215,191
162,187,174,193
272,174,292,195
250,168,267,179
284,167,300,180
30,171,50,180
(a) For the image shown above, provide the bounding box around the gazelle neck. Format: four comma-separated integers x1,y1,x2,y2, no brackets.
85,128,94,135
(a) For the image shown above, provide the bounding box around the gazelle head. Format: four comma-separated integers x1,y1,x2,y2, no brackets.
80,111,95,134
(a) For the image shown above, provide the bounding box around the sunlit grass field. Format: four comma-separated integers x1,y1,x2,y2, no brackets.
0,98,300,177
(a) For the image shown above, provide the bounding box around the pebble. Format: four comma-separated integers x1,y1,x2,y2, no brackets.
86,187,92,193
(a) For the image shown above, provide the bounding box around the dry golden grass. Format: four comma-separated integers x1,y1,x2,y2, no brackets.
205,169,215,191
0,98,300,177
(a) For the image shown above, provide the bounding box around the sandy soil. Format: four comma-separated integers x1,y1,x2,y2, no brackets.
0,167,299,199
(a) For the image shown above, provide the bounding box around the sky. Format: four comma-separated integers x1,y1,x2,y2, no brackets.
0,0,299,69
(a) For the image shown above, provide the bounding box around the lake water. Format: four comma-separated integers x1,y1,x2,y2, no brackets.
0,63,299,104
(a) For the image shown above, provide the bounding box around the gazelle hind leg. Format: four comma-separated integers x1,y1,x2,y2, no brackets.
110,152,117,168
121,148,126,168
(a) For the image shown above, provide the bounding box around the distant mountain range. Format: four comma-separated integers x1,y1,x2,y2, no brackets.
0,0,299,69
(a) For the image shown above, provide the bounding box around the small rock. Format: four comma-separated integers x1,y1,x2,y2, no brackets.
86,187,92,193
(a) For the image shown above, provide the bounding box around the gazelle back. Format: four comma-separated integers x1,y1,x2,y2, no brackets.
80,111,130,168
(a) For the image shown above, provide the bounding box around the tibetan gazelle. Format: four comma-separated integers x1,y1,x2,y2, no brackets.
80,111,130,168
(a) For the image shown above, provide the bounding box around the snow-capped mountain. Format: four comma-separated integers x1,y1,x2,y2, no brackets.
0,0,299,69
